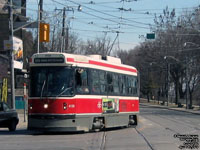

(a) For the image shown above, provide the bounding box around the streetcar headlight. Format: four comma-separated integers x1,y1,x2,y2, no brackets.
63,102,67,110
44,104,48,109
29,104,33,110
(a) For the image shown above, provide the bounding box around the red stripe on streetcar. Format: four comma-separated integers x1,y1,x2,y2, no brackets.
28,98,139,114
66,58,74,62
66,57,137,73
89,60,137,73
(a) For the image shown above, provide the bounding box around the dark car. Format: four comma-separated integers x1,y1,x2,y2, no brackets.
0,102,19,131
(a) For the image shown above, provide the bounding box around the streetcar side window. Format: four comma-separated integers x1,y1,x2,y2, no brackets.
91,69,100,94
107,73,114,94
75,68,89,93
126,76,138,96
119,75,126,95
127,76,132,95
99,70,107,94
113,73,119,94
133,77,138,96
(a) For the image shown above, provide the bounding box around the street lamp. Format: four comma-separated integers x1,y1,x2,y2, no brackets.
149,62,161,104
164,56,182,107
163,56,172,106
78,5,82,11
183,42,200,48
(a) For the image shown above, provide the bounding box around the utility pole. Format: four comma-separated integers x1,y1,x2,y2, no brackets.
37,0,43,53
56,6,75,53
166,63,170,106
66,26,69,51
8,0,15,109
61,7,66,53
39,0,43,20
185,56,189,109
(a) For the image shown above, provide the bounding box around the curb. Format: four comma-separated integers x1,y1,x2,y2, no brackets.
140,103,200,115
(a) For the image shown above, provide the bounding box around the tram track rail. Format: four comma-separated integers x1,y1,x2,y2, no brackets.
99,127,155,150
100,131,107,150
134,127,155,150
86,130,107,150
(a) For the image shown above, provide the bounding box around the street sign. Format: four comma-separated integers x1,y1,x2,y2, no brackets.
146,33,155,39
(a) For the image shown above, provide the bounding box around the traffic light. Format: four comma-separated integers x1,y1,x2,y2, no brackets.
39,23,50,42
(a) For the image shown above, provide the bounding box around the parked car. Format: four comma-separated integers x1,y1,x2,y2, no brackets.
0,102,19,131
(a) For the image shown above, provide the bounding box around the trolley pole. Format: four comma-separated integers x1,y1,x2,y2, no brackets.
8,0,15,109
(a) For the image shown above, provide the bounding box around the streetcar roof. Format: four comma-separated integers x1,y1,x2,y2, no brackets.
29,52,137,75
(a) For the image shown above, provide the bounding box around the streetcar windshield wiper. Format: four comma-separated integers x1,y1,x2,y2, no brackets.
40,80,46,99
56,87,73,97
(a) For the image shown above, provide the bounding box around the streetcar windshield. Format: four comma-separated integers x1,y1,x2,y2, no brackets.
30,67,74,97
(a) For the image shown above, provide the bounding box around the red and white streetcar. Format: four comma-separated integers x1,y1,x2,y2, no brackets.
28,52,139,132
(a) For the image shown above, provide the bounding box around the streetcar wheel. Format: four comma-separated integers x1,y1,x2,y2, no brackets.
129,115,138,126
92,117,105,130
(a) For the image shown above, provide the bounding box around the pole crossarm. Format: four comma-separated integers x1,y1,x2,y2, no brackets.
13,21,38,32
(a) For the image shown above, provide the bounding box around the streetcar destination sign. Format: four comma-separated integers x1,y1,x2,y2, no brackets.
34,58,64,63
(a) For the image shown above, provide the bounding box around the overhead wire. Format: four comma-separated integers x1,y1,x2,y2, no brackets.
61,0,152,26
3,0,200,50
51,0,150,29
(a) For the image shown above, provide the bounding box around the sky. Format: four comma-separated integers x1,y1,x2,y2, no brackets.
27,0,200,51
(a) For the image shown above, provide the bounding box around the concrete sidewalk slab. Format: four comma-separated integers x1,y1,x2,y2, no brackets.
17,113,27,129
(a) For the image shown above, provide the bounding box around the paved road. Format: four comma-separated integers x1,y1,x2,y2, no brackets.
0,105,199,150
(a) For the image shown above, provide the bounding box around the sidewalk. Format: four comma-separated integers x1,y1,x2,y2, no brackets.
17,111,28,129
140,98,200,115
